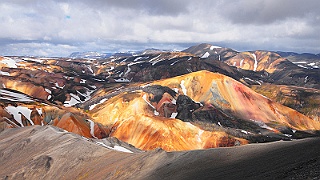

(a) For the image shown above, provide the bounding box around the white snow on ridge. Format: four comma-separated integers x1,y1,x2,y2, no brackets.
0,70,10,76
0,89,33,102
250,119,274,131
297,65,308,69
89,98,108,110
95,142,133,153
87,119,97,138
80,79,86,84
197,129,204,142
22,57,44,63
142,94,156,110
124,66,131,76
252,53,258,71
170,60,180,66
114,78,130,83
36,108,43,116
87,65,94,74
5,106,34,126
55,82,65,89
64,88,95,107
45,88,51,94
64,93,81,107
240,59,244,67
128,61,144,66
1,57,18,68
201,52,210,58
170,112,178,119
210,45,221,50
293,61,307,64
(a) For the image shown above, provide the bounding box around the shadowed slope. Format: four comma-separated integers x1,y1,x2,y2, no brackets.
1,126,319,180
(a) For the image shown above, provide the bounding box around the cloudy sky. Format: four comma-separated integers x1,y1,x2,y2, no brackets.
1,0,319,57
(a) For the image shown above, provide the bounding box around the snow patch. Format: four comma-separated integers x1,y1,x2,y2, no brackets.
252,53,258,71
142,94,156,109
64,93,81,107
89,98,108,110
23,57,43,63
240,59,244,67
201,52,210,58
95,142,133,153
114,78,130,83
210,45,221,50
36,108,42,116
180,80,187,95
0,89,33,102
87,65,94,74
0,70,10,76
55,82,65,89
170,112,178,119
250,119,273,131
1,57,18,68
124,66,131,76
87,119,97,138
5,106,34,126
45,88,51,94
170,60,180,65
197,129,204,142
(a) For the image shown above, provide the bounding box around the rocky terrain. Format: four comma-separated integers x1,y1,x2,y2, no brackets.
0,43,319,179
0,126,320,179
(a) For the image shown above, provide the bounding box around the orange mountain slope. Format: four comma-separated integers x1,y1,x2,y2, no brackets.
90,70,320,151
90,90,246,151
156,70,320,130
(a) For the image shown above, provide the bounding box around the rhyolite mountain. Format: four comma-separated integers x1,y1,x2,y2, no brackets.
1,45,319,150
1,43,320,178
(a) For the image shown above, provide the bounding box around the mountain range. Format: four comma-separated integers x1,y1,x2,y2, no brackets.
1,43,319,179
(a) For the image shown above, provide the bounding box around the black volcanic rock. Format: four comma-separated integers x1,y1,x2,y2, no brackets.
176,95,201,122
142,85,177,103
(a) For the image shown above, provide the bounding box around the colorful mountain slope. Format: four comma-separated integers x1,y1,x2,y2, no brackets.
90,70,320,150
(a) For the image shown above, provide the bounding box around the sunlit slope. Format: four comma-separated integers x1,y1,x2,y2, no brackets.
91,90,246,151
157,70,320,130
91,70,320,151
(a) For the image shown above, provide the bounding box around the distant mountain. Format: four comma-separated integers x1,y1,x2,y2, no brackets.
183,43,320,89
69,51,113,59
275,51,320,69
183,43,238,60
69,48,172,59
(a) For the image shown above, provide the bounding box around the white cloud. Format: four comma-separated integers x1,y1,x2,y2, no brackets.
0,0,319,56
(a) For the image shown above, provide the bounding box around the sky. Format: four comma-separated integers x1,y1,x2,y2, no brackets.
1,0,320,57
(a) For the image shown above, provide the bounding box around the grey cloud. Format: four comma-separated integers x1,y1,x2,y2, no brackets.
64,0,190,16
219,0,320,24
